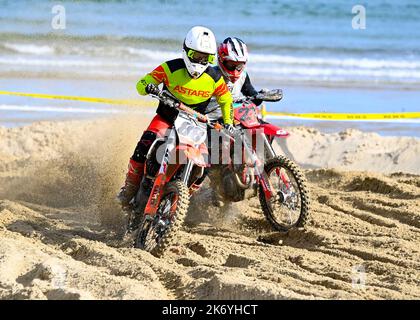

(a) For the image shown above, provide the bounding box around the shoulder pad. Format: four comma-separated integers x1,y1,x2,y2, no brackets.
205,66,222,82
165,58,186,73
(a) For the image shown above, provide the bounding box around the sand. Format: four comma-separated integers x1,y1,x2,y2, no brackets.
0,115,419,300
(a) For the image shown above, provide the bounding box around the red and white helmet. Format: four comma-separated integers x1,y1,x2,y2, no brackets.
217,37,249,83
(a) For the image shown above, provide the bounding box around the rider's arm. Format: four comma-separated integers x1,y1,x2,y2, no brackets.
241,73,263,106
213,77,233,125
136,63,169,96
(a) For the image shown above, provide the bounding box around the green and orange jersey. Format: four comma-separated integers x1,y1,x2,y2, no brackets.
137,58,233,124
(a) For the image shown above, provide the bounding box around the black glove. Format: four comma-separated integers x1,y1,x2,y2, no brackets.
145,83,160,95
166,99,180,109
224,124,237,136
251,88,269,106
159,91,179,108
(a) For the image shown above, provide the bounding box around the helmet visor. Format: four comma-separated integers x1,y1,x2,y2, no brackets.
223,60,246,72
187,49,215,65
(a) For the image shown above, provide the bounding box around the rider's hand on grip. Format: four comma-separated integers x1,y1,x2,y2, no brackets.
224,124,238,136
170,101,180,109
165,98,179,109
213,122,223,131
145,83,160,96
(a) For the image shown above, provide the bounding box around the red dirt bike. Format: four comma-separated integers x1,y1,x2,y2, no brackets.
127,89,225,256
207,89,310,231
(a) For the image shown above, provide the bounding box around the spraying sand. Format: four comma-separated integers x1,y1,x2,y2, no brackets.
0,115,419,299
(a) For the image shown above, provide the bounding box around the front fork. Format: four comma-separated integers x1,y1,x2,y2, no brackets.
181,159,194,185
143,129,176,216
144,145,200,216
260,133,293,201
263,133,276,160
240,133,274,200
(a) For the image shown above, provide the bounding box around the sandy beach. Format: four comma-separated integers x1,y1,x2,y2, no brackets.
1,0,420,301
0,115,419,299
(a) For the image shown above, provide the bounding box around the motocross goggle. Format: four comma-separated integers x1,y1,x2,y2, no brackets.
223,60,246,72
186,48,215,65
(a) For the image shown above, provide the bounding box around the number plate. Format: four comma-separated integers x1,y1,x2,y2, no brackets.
174,113,207,145
234,102,260,127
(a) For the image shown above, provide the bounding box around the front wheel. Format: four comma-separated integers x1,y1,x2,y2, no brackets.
134,180,189,256
259,156,310,231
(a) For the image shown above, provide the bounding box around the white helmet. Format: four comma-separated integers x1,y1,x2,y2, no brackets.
182,26,217,79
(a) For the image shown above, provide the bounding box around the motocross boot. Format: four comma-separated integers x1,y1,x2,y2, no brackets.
117,159,144,207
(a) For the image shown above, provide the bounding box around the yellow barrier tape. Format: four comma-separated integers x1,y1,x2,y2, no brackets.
267,111,420,120
0,90,419,120
0,90,155,107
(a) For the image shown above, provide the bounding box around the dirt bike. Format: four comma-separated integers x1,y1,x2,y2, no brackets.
207,89,310,231
126,89,219,256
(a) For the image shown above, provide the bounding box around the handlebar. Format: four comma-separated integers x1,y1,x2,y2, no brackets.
151,90,208,123
234,89,283,104
150,89,237,142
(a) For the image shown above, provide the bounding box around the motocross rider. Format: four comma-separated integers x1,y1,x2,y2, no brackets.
206,37,263,119
206,37,266,206
117,26,235,206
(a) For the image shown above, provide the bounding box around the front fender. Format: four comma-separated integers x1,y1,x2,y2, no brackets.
177,144,209,167
260,123,289,137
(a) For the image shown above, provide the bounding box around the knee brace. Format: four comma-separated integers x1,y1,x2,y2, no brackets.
131,131,157,163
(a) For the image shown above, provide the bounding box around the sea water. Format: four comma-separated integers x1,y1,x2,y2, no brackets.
0,0,419,135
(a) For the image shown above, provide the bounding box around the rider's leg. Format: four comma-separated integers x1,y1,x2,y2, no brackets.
117,115,172,206
117,131,155,206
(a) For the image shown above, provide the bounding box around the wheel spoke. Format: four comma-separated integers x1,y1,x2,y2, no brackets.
259,156,310,232
267,165,301,227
